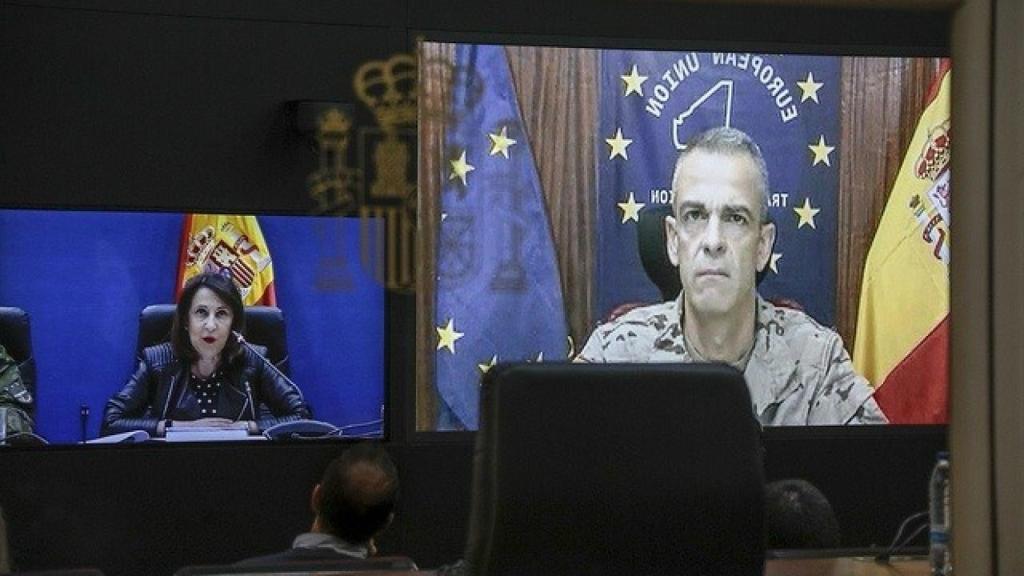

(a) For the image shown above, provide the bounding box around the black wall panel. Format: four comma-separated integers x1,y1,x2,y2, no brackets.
2,2,405,212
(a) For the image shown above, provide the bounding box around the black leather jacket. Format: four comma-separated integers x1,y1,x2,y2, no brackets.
102,343,310,436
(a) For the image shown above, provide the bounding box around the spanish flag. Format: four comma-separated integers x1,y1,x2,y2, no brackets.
853,64,951,424
176,214,277,306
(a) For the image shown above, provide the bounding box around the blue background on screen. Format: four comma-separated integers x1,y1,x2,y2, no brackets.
0,210,385,443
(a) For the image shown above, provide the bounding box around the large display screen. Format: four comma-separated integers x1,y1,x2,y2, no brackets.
0,209,385,444
417,43,950,430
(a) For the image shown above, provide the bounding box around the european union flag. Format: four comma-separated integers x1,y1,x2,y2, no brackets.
597,51,841,326
435,44,570,430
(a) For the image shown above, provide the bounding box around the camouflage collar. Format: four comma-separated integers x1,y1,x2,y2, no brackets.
747,297,801,417
672,294,800,414
671,293,758,369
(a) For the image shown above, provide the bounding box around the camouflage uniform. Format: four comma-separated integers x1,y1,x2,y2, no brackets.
576,296,888,426
0,343,34,436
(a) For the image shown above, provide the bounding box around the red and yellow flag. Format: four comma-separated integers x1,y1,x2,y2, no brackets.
853,64,951,424
176,214,277,306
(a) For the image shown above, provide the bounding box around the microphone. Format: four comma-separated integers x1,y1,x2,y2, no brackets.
159,372,180,420
232,330,304,419
240,380,256,421
79,404,90,443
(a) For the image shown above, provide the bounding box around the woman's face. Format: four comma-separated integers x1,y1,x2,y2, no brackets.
186,286,234,360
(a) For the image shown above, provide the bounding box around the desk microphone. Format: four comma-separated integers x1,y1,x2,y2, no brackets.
240,380,256,421
232,330,304,419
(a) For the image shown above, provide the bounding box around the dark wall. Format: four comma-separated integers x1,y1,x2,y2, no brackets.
0,431,944,575
0,1,950,575
0,441,475,575
1,0,407,213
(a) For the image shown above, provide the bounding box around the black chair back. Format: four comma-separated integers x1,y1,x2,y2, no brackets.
0,306,36,414
465,363,766,576
136,304,290,375
637,204,681,301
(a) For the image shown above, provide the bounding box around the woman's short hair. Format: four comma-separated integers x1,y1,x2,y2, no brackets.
170,272,246,364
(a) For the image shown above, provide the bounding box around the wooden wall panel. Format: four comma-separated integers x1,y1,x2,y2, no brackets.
415,42,455,430
836,57,945,346
505,46,598,351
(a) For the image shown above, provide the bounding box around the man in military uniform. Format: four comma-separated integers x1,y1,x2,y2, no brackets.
576,127,886,426
0,343,34,438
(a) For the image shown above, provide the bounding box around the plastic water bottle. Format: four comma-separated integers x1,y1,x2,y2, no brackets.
929,451,951,575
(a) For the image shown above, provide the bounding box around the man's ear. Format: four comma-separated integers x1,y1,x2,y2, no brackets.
368,512,395,555
665,214,680,267
756,221,777,272
311,483,323,515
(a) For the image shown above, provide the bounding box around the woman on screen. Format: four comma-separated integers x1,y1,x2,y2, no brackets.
101,272,310,437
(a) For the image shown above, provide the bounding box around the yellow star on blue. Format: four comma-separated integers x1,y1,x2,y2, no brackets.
621,65,648,97
617,191,645,223
797,72,824,103
794,197,821,229
605,128,633,160
808,135,835,167
448,150,475,185
488,126,517,159
768,252,782,274
436,318,464,354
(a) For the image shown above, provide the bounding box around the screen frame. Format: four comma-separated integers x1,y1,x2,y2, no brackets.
410,27,952,438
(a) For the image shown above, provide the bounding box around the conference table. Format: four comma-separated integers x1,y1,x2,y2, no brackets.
765,556,929,576
337,557,930,576
182,556,929,576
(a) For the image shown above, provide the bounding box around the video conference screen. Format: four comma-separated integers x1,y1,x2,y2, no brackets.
0,209,385,444
417,43,950,431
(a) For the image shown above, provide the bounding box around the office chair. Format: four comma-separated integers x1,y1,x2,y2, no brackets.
464,363,766,576
136,304,290,376
637,204,682,301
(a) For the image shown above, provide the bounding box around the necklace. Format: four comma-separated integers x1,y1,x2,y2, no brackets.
191,368,222,382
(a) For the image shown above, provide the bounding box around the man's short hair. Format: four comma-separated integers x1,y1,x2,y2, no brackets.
671,126,771,224
318,443,400,544
764,479,841,549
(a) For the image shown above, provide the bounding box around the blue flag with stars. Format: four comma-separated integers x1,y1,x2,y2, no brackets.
597,51,841,326
435,44,570,430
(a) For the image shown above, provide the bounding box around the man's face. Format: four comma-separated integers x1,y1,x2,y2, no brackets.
665,150,776,317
